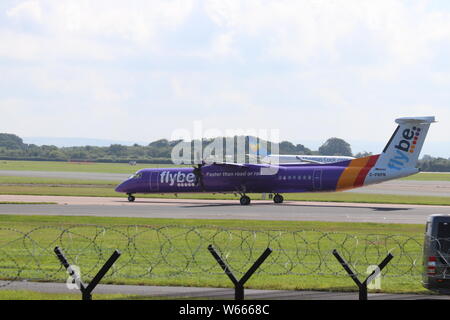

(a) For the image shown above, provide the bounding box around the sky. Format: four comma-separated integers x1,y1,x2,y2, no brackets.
1,0,450,157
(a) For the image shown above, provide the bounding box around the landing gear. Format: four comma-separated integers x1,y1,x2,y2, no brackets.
127,194,135,202
240,195,251,205
273,194,284,204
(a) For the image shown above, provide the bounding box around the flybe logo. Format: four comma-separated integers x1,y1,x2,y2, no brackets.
395,126,421,154
388,126,421,170
160,171,196,186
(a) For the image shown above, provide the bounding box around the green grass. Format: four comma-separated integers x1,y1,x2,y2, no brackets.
0,176,119,186
0,214,424,233
0,290,137,300
0,160,184,173
0,214,428,294
401,172,450,181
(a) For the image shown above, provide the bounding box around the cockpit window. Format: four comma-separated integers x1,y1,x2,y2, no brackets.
128,172,143,179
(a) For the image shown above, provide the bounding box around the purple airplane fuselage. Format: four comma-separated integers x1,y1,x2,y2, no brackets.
114,116,436,204
115,162,353,195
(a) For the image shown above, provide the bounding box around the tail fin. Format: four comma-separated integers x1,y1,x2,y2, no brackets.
248,136,269,157
364,116,436,184
377,116,435,169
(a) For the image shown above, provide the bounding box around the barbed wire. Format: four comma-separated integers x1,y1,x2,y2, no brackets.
0,225,428,287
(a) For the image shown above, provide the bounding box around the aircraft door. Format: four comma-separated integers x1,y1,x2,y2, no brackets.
149,171,159,191
313,169,322,190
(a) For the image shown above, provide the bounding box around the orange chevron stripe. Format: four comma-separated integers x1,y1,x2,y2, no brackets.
336,156,371,191
353,155,379,187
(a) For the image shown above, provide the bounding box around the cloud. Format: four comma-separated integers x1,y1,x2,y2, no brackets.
1,0,450,156
203,0,450,65
3,0,195,61
6,0,42,22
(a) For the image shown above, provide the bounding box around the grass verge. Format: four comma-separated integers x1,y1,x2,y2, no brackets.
0,160,184,173
0,176,119,186
0,290,137,300
0,214,428,294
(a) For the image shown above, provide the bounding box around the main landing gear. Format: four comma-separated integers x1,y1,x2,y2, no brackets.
240,195,251,205
273,194,284,204
127,193,135,202
239,193,284,205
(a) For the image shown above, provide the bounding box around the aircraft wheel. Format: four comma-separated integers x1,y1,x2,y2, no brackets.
127,194,135,202
273,194,284,204
240,195,251,205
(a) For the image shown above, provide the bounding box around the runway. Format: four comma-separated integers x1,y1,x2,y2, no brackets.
1,195,449,224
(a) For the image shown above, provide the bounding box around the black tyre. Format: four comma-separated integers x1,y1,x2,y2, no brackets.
273,194,284,204
240,195,251,205
128,195,135,202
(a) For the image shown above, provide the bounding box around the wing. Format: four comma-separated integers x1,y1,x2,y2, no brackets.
208,161,249,168
295,156,322,164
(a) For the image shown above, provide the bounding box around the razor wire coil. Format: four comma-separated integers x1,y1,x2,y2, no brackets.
0,225,430,286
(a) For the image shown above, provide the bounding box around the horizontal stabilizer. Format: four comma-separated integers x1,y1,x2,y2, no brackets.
395,116,436,124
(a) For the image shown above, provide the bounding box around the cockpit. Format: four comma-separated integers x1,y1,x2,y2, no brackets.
128,172,143,180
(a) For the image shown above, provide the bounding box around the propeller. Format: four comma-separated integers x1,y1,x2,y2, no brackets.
193,151,206,191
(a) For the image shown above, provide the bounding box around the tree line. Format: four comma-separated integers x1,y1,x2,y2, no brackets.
0,133,448,171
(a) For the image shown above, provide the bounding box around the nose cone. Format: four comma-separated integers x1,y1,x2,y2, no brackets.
115,181,128,193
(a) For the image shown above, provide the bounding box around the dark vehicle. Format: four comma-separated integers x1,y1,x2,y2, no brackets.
423,214,450,293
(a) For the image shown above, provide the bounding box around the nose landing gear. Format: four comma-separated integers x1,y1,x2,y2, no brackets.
127,194,135,202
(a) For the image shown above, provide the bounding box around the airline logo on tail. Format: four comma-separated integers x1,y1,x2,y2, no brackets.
384,117,435,171
395,126,421,154
388,126,421,170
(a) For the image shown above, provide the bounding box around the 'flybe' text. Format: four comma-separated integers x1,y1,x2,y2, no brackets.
388,126,420,170
160,171,195,186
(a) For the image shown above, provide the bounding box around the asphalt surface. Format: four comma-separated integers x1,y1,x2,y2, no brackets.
1,281,448,300
1,195,450,224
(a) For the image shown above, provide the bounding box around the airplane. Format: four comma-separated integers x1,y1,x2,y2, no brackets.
115,116,435,205
246,136,355,164
258,154,355,165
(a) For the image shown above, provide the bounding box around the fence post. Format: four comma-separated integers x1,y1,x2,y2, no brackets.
208,244,272,300
332,249,394,300
54,246,121,300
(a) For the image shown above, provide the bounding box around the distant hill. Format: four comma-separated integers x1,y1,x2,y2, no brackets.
0,133,448,171
22,137,146,148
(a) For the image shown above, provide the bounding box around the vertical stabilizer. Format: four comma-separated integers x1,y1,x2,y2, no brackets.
364,116,436,185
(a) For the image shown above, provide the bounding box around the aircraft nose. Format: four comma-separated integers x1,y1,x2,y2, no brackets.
115,181,128,193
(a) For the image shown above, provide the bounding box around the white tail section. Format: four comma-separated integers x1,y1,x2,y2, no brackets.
365,116,436,185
